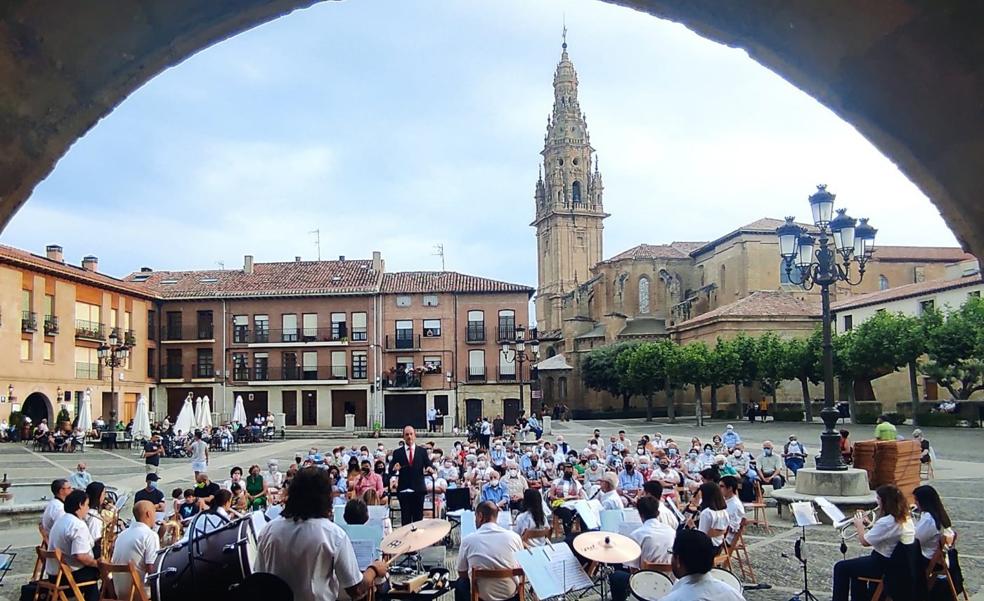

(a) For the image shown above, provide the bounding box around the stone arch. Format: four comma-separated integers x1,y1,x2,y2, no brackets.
1,3,983,260
22,391,52,426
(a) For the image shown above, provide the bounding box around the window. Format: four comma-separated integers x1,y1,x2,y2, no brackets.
110,308,118,330
43,341,53,362
331,351,347,379
843,315,853,331
352,312,367,341
165,311,182,340
147,348,156,378
44,294,53,318
20,339,31,361
499,351,516,381
148,310,157,340
254,315,270,343
232,353,248,380
423,355,443,373
196,348,213,378
302,313,318,341
638,276,651,314
253,352,269,381
395,320,414,349
21,289,31,313
282,314,298,342
572,180,582,204
497,310,516,341
423,295,439,307
468,350,485,381
879,275,889,290
423,319,441,337
331,312,347,340
558,377,568,401
719,266,727,297
124,311,131,335
919,300,935,314
969,290,981,299
195,310,212,339
467,310,485,342
282,352,298,380
396,295,412,307
76,346,100,379
233,315,248,343
352,351,368,380
302,351,318,380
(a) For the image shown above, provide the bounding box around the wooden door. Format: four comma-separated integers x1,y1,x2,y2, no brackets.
503,398,521,426
384,394,426,429
434,395,449,417
923,378,939,401
465,398,483,425
282,390,297,426
302,390,318,426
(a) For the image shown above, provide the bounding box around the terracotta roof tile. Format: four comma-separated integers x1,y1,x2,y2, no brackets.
604,243,696,262
124,259,382,299
869,246,974,262
831,273,983,311
381,272,534,295
675,290,819,328
0,244,156,299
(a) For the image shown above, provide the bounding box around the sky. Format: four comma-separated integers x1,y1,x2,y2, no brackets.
2,0,959,287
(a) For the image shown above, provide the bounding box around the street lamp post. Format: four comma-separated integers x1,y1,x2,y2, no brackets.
500,325,540,417
777,185,877,471
97,329,131,416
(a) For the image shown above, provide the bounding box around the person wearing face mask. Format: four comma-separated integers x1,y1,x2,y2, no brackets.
597,473,624,510
523,454,546,490
636,455,653,482
682,450,703,483
480,470,510,512
439,459,459,485
665,446,682,470
134,472,166,512
700,444,716,469
424,466,448,515
652,432,666,450
500,461,529,511
354,459,384,498
548,462,584,536
583,454,606,487
490,443,507,472
755,441,785,489
652,458,681,501
618,457,644,506
722,425,741,450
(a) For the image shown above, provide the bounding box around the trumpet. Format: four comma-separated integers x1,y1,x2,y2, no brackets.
836,509,878,539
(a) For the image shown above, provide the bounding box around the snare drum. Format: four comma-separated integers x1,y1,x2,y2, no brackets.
151,513,257,601
629,570,674,601
709,567,742,593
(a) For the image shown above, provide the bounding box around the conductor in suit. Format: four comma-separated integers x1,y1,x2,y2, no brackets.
391,425,427,525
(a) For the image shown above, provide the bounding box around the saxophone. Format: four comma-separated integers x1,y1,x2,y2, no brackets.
100,506,120,559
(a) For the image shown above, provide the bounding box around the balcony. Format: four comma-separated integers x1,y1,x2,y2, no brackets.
163,324,214,342
384,333,420,351
498,368,517,382
232,327,352,345
22,311,37,333
43,315,59,335
382,373,422,390
193,364,215,378
162,363,184,379
467,368,487,382
124,329,136,346
75,362,100,380
497,325,516,342
75,320,105,341
466,324,486,343
231,365,349,382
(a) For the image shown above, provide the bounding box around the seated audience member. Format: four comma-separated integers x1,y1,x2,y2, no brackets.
512,489,549,547
481,470,509,510
840,430,853,465
111,500,161,598
783,435,806,475
597,473,625,510
660,530,745,601
177,489,199,521
501,462,528,511
193,473,221,510
832,484,915,601
755,441,784,489
245,464,268,510
255,467,389,601
134,473,166,512
46,490,100,601
616,457,644,505
547,462,584,536
69,463,93,490
610,495,676,601
456,501,525,601
719,476,745,545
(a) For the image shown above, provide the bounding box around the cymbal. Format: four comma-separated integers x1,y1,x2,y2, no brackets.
380,519,451,555
572,531,641,564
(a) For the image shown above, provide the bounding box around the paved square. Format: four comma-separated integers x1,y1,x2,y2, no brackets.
1,418,981,601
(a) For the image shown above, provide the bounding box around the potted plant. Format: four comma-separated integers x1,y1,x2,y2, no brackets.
57,406,71,431
372,421,382,438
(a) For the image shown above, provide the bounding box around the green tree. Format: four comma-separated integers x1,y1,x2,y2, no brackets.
616,341,670,422
707,337,741,415
580,342,640,413
920,297,984,400
782,329,822,422
676,342,711,425
755,332,787,403
731,332,759,416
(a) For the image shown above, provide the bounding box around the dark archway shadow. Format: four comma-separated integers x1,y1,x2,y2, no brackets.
22,392,52,426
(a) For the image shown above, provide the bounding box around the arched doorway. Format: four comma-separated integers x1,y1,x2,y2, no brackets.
22,392,52,426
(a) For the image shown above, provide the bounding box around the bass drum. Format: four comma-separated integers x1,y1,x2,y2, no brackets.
709,567,742,593
629,570,674,601
151,513,257,601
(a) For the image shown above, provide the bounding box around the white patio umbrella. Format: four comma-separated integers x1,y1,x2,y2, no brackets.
193,396,203,427
132,394,152,440
199,395,213,430
76,389,93,433
232,395,248,425
174,396,195,435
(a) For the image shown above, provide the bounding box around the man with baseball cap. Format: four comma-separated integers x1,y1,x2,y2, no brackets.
133,473,165,512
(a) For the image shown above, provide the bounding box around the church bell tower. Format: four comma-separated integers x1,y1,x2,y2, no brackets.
532,37,608,334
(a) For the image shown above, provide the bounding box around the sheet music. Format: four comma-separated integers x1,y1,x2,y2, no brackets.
791,501,820,527
814,496,849,527
368,505,390,520
351,538,379,571
514,544,593,599
460,510,477,538
573,500,600,530
616,520,639,537
497,510,513,528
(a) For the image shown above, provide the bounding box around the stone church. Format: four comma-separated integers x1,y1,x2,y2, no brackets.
531,42,973,416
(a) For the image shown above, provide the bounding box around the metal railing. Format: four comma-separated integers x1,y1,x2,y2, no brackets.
497,325,516,342
466,323,485,342
231,327,351,344
44,315,59,335
498,368,517,381
124,329,136,346
231,365,349,381
164,324,214,341
22,311,37,333
75,362,100,380
162,363,184,379
194,364,214,378
385,333,420,350
467,368,486,382
382,374,422,389
75,319,105,340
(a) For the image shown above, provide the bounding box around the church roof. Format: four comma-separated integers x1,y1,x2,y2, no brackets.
690,217,815,256
618,318,668,338
673,290,819,328
381,272,534,296
535,354,573,371
604,242,702,263
575,324,607,339
831,273,983,312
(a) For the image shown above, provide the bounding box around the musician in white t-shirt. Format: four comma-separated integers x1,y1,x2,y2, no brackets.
111,500,160,598
47,490,99,601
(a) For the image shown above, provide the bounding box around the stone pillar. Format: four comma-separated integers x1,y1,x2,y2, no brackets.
543,415,552,435
275,413,285,430
344,414,355,432
442,414,453,434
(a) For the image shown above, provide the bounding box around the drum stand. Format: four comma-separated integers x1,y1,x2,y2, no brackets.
785,526,820,601
576,562,614,601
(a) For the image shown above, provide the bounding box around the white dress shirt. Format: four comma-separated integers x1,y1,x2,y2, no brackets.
698,508,730,547
599,490,625,511
84,509,103,544
866,515,915,558
41,498,65,533
111,521,160,595
662,572,745,601
255,517,362,601
724,495,745,544
512,511,549,546
627,518,676,569
914,512,951,560
457,522,524,601
47,513,94,575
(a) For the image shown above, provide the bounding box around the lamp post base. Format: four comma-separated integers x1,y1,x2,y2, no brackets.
815,406,847,471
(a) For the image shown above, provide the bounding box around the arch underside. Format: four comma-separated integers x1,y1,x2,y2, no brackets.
1,1,981,257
